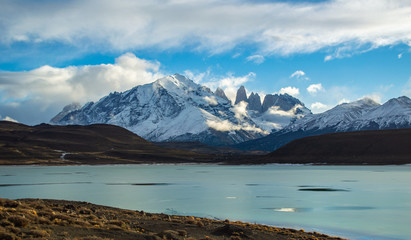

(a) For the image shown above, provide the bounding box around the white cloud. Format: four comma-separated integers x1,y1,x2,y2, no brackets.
279,86,299,97
310,102,329,113
206,119,267,134
0,53,164,124
324,44,375,61
206,119,236,132
246,55,265,64
307,83,324,95
184,69,210,84
402,77,411,97
290,70,305,78
203,96,218,106
202,72,256,103
398,53,403,59
290,70,309,81
360,93,382,104
324,55,333,62
379,84,394,92
0,53,163,103
231,101,248,120
338,98,350,104
1,0,411,57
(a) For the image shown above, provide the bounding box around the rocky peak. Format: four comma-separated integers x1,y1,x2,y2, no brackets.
235,86,248,105
214,87,229,101
262,93,303,112
50,103,81,123
387,96,411,106
261,94,276,112
247,92,262,112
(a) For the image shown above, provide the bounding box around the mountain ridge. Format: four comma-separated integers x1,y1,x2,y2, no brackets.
236,96,411,151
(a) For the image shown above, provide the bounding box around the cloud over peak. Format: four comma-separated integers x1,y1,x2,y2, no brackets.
279,86,299,97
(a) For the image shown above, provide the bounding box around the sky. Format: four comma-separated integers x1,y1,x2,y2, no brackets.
1,0,411,124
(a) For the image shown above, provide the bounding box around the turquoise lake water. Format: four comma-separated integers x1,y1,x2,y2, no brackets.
1,164,410,239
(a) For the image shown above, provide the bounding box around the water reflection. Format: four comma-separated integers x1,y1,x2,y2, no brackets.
261,207,312,212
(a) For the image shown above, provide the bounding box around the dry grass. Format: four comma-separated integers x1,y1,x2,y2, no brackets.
7,216,29,227
0,198,345,240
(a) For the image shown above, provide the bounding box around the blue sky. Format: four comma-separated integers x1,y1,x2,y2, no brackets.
0,0,411,124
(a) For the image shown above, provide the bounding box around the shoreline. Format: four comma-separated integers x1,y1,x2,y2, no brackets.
0,198,345,240
2,161,411,166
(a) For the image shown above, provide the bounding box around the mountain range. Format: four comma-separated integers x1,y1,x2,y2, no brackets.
51,74,309,145
51,73,411,151
237,96,411,151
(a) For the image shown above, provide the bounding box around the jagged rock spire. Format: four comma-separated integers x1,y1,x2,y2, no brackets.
247,92,262,112
235,86,247,105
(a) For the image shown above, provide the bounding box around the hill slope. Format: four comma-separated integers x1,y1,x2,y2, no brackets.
0,121,217,165
259,128,411,165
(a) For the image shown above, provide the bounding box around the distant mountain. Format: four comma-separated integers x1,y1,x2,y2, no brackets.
237,96,411,151
50,103,81,123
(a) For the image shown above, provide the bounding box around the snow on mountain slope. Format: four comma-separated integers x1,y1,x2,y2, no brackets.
251,103,311,132
52,74,266,145
286,98,380,132
232,85,312,132
353,96,411,129
236,96,411,152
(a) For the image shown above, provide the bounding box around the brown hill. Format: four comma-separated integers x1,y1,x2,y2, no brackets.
260,128,411,165
155,141,267,155
0,121,218,165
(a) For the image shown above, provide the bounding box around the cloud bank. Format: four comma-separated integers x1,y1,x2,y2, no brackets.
0,53,163,124
2,0,411,56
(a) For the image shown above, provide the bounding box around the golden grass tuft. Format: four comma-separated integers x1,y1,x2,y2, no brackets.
7,216,28,227
0,231,16,240
27,229,49,238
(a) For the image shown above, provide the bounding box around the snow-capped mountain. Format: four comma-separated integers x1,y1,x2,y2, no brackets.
287,96,411,132
52,74,268,145
285,98,380,132
353,96,411,129
50,103,82,123
232,86,312,132
237,96,411,151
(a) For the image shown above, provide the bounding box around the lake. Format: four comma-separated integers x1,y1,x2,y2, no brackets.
1,164,410,240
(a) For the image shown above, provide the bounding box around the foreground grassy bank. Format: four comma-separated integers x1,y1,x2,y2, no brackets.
0,198,344,240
